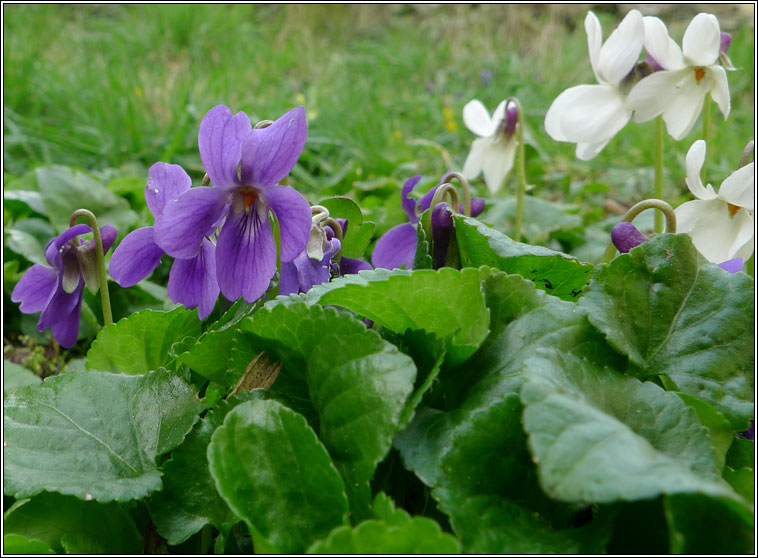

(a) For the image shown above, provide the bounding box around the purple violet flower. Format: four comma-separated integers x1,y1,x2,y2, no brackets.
280,226,341,296
110,162,220,320
153,105,312,304
11,224,117,347
371,176,485,270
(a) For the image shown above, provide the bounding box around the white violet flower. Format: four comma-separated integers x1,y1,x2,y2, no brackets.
626,13,730,140
462,99,518,194
544,9,644,160
675,140,754,263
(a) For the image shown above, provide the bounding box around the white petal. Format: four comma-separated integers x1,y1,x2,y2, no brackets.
462,137,490,180
661,72,706,140
481,138,517,194
558,84,630,143
731,211,755,261
707,65,730,119
597,9,644,85
676,198,748,263
575,139,611,161
490,100,507,131
684,140,718,200
718,162,755,210
462,99,494,137
545,86,587,141
682,13,720,66
585,11,603,83
642,16,684,70
626,69,685,123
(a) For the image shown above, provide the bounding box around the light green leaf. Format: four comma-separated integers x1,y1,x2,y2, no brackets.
308,267,491,367
87,307,201,375
453,214,592,301
318,195,374,258
520,349,738,504
35,165,138,234
3,492,141,554
481,195,582,244
149,393,262,545
3,368,201,502
208,398,349,554
3,359,41,396
3,534,56,554
239,303,416,518
577,234,755,428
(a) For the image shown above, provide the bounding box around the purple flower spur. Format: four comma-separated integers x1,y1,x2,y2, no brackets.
12,224,117,347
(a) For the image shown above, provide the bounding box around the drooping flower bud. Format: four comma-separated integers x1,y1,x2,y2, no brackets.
503,100,519,141
611,222,649,254
431,202,454,268
720,32,731,54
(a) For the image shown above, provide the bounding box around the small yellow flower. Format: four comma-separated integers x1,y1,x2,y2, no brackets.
442,106,457,132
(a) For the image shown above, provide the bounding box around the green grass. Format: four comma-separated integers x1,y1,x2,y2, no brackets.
2,4,755,250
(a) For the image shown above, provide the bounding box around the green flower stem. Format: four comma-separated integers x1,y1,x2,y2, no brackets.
702,92,712,152
600,199,677,264
69,209,113,326
654,116,665,234
429,183,460,214
510,97,527,243
440,171,471,216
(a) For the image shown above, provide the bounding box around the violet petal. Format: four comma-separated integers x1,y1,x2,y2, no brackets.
109,227,165,287
263,185,312,262
11,264,58,314
215,203,276,303
401,176,422,223
611,222,649,253
38,275,82,333
44,224,91,268
418,184,438,213
99,224,118,254
720,32,731,55
154,186,228,259
49,281,84,348
198,105,252,189
168,238,219,320
340,256,372,275
239,106,307,189
371,222,417,270
717,258,743,274
145,162,192,217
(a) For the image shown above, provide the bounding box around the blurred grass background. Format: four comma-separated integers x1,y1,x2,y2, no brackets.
2,3,754,369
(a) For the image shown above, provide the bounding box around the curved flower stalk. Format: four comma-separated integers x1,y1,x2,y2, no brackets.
675,140,754,263
11,224,117,347
371,175,485,270
110,162,220,320
154,105,312,304
462,99,518,193
545,9,644,160
626,13,730,140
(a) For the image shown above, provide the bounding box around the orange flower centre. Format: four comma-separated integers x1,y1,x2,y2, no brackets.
727,203,740,218
694,67,706,83
240,188,258,212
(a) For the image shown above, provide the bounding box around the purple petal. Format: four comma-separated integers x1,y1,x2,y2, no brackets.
645,53,664,72
38,275,82,333
154,186,228,259
432,203,454,268
279,248,332,296
278,259,300,296
11,264,59,313
340,256,372,276
239,106,307,188
44,224,92,268
401,176,422,223
145,162,192,217
198,105,252,189
99,224,118,254
49,282,84,348
263,185,312,262
334,218,348,237
109,227,165,287
215,203,276,303
503,100,519,140
717,258,743,274
371,222,417,270
419,185,438,213
167,238,219,320
611,222,649,253
720,32,731,55
468,197,486,217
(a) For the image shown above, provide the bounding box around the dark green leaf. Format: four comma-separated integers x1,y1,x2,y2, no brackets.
87,307,202,375
208,398,349,554
577,234,755,428
480,195,582,244
453,214,592,301
3,492,141,554
3,368,201,501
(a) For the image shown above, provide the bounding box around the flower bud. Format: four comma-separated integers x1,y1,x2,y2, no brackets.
432,202,454,268
720,32,731,54
504,101,519,141
611,222,649,254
